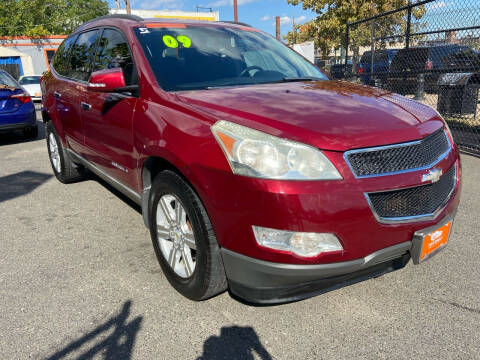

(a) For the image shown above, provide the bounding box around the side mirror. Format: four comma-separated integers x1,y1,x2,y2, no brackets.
87,68,126,92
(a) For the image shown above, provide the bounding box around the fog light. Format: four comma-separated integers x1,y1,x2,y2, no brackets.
252,226,343,258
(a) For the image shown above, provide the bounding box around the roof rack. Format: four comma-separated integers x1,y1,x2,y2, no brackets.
91,14,143,22
73,14,143,33
220,21,252,27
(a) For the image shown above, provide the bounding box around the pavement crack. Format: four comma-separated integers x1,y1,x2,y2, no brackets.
436,299,480,315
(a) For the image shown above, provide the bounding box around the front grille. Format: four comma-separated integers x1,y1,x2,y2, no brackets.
346,129,450,177
367,165,456,221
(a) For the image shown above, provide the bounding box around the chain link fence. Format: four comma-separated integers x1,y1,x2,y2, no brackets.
344,0,480,156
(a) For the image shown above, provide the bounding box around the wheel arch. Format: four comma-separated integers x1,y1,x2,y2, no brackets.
140,155,204,230
41,108,51,123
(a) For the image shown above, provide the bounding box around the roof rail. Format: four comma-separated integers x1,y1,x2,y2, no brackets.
90,14,143,22
220,21,252,27
73,14,143,33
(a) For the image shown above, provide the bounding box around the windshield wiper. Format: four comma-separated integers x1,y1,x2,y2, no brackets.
195,77,323,90
281,77,323,82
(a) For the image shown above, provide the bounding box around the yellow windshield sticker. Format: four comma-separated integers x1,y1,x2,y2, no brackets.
163,35,178,48
162,35,192,49
176,35,192,48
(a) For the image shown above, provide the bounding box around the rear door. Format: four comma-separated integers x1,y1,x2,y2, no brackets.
81,28,139,190
61,29,101,152
47,35,75,134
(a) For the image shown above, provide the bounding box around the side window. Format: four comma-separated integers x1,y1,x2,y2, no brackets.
52,36,76,76
93,29,137,86
69,29,100,82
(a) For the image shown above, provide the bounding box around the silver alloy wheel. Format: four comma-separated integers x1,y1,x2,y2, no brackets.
48,133,61,173
156,194,197,278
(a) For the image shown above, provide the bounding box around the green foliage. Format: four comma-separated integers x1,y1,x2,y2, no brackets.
472,39,480,51
0,0,109,36
286,0,425,56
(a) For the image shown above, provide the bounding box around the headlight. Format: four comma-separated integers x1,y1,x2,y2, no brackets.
212,121,342,180
253,226,343,258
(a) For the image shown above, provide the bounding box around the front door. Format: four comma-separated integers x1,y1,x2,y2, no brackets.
81,28,139,190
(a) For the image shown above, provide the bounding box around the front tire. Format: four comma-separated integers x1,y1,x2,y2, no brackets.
46,121,86,184
149,170,227,301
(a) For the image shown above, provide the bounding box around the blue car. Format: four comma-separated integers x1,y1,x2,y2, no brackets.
0,70,37,139
356,49,398,86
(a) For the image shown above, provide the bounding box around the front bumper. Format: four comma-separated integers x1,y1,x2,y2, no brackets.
223,210,457,304
222,242,412,304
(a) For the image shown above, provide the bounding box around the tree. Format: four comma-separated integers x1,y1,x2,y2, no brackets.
0,0,109,37
285,0,425,57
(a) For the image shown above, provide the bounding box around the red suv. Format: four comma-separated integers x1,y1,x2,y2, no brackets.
41,15,461,304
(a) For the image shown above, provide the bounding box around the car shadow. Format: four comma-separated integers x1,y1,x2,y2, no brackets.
197,326,272,360
44,300,142,360
88,174,142,215
0,170,52,203
0,120,46,146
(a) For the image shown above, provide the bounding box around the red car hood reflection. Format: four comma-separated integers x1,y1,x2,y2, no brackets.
177,80,444,151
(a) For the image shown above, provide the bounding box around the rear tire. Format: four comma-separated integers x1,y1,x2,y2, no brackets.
46,121,86,184
149,170,227,301
23,125,38,139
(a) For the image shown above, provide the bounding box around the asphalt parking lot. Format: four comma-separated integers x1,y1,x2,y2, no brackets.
1,107,479,359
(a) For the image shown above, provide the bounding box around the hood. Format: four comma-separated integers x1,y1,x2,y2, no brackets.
177,80,444,151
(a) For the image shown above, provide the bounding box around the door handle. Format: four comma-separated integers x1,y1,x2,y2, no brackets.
54,91,61,99
81,102,92,111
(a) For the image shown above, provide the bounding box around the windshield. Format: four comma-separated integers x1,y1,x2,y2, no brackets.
19,76,41,85
134,25,327,91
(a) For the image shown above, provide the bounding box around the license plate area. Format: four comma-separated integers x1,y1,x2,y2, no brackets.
411,216,454,264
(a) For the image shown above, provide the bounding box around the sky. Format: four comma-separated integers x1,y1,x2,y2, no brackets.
105,0,317,37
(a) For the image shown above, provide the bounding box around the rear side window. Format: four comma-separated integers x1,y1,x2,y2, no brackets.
360,52,371,63
374,52,389,62
52,36,76,76
430,46,467,65
361,51,389,63
93,29,137,86
390,48,428,70
0,71,18,88
69,29,100,82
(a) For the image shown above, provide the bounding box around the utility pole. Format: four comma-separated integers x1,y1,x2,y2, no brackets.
276,16,281,40
233,0,238,22
125,0,131,15
370,22,375,85
293,16,297,44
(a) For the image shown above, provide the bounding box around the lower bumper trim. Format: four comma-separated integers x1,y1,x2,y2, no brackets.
221,242,412,304
229,254,410,304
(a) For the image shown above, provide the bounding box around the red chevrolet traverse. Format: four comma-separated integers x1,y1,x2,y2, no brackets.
41,15,461,304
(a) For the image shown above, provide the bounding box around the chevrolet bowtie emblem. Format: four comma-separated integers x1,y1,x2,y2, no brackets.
422,168,443,183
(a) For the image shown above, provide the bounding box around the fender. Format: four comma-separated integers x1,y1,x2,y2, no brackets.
138,145,190,228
